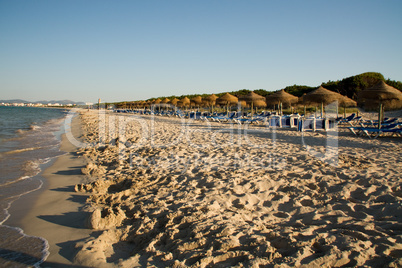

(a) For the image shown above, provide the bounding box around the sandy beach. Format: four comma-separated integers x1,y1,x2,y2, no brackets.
13,109,402,267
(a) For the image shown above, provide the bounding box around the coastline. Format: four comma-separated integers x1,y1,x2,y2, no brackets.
7,111,92,267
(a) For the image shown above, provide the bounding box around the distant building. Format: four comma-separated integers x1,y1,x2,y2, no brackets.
12,103,25,106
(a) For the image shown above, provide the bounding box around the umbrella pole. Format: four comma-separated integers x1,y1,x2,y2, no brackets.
321,102,324,118
280,102,282,115
251,102,254,118
304,105,306,117
378,103,382,129
344,106,346,118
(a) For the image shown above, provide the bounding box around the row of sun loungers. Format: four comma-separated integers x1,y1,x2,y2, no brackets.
114,109,401,138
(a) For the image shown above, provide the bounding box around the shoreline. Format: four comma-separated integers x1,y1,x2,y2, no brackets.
7,112,92,267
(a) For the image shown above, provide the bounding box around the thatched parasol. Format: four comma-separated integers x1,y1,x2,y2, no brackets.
158,98,170,110
339,96,357,107
153,98,162,104
303,86,341,105
238,91,266,117
252,99,267,107
303,86,347,117
205,94,218,105
177,97,191,109
169,98,180,106
358,81,402,110
358,81,402,128
239,91,265,103
161,98,170,104
204,94,219,112
266,89,298,115
201,99,210,107
216,93,238,105
216,93,238,115
190,96,203,109
266,89,298,106
338,96,357,118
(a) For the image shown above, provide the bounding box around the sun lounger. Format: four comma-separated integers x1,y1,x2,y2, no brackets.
234,117,263,124
337,113,356,125
348,123,402,138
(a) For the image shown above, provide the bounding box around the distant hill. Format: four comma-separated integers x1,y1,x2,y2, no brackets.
0,99,86,105
0,99,29,104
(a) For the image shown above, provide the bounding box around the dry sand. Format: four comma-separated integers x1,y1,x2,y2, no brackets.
16,110,402,267
64,110,401,267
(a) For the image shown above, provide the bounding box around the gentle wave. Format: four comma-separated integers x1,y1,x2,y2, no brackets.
30,124,41,131
0,178,44,225
3,147,43,155
0,175,31,189
0,225,49,267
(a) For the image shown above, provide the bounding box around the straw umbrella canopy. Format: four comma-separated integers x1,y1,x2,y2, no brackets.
190,96,203,110
358,81,402,110
239,91,265,104
266,89,298,106
205,94,218,105
216,93,238,105
303,86,341,105
177,97,191,109
216,93,238,115
168,98,180,109
251,99,267,108
303,86,345,117
358,81,402,128
151,98,162,111
201,99,210,107
266,89,298,115
159,98,170,111
133,101,140,108
239,91,266,117
141,100,148,109
339,96,357,107
205,94,219,113
338,96,357,118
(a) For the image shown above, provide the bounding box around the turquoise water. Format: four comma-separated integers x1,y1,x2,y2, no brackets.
0,106,69,267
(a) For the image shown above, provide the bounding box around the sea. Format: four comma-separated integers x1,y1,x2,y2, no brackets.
0,106,69,267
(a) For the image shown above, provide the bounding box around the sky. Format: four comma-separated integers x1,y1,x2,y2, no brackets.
1,0,401,103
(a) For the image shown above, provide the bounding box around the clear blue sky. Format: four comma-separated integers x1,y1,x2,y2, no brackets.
1,0,401,103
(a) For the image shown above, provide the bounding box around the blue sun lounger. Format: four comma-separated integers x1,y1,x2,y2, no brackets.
348,123,402,139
